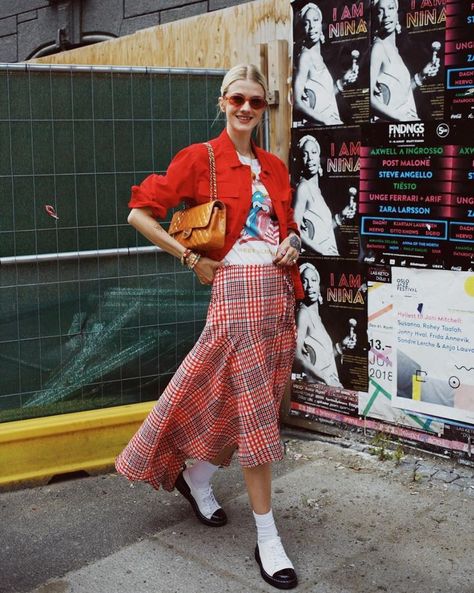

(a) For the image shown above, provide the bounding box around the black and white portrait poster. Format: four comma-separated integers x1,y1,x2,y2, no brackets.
444,0,474,120
292,0,370,127
291,126,361,260
291,259,368,412
369,0,445,123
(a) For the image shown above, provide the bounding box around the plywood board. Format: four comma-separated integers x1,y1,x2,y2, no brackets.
30,0,292,160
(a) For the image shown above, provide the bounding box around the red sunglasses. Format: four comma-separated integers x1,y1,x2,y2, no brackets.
224,93,268,110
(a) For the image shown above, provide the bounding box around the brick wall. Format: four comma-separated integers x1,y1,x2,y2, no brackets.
0,0,252,62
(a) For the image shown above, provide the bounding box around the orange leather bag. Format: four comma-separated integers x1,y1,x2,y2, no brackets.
168,142,226,252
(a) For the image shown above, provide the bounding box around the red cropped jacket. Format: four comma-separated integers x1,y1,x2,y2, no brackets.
129,129,304,299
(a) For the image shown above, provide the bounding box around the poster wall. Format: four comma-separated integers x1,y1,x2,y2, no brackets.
289,0,474,449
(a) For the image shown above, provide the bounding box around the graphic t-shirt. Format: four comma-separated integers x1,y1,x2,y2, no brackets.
224,153,280,265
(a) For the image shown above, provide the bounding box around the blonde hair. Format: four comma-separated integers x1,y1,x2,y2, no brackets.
220,64,268,99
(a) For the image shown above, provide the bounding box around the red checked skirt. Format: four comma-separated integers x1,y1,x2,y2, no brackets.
115,264,296,491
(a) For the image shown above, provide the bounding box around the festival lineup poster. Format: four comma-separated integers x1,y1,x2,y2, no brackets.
444,0,474,120
360,280,444,433
290,258,368,419
359,121,453,268
291,126,361,261
369,0,446,122
292,0,370,127
448,131,474,269
392,267,474,425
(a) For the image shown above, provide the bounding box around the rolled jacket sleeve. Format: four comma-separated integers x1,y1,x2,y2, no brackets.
129,146,197,220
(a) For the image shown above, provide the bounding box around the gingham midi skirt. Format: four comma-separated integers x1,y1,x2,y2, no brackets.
115,264,296,491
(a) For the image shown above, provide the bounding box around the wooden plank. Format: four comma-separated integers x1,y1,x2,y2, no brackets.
266,39,291,162
31,0,291,70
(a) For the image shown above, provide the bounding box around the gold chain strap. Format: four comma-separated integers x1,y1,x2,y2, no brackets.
204,142,217,201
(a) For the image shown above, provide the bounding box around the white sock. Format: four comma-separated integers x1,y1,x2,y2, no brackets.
187,460,219,489
253,509,279,544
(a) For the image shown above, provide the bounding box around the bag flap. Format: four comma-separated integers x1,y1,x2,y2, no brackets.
169,200,224,235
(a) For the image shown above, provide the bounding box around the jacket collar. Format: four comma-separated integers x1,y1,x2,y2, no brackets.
212,128,271,175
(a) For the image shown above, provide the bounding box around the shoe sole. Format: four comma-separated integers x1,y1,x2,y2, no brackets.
174,471,227,527
254,546,298,590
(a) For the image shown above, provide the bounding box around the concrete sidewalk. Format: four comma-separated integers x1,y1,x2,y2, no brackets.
1,432,473,593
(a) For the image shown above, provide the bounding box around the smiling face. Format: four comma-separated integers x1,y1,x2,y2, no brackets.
302,7,323,46
302,267,321,302
220,78,266,137
376,0,398,36
301,139,321,177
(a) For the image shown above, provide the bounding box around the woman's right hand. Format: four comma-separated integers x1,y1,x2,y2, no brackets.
192,257,223,285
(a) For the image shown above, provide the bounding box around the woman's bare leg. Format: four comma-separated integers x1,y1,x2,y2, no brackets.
243,462,297,588
241,463,272,514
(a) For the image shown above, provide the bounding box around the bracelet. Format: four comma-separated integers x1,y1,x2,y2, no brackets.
181,248,192,266
336,79,345,93
187,252,201,270
186,252,197,268
414,73,424,87
335,213,343,227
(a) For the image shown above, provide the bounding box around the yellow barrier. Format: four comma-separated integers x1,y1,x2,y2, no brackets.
0,402,154,490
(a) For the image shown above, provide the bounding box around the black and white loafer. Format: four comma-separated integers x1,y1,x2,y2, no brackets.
174,468,227,527
255,536,298,590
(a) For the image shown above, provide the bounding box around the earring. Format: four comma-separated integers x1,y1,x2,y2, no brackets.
320,33,325,44
318,166,323,177
395,22,401,34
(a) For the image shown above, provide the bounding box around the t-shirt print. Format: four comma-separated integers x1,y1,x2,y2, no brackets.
238,189,279,247
224,153,280,265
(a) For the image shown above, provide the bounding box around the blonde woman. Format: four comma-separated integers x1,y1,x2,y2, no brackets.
116,64,302,589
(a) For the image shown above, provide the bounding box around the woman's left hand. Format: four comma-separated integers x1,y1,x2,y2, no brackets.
273,234,301,267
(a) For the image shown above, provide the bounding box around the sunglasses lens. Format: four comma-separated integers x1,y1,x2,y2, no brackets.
226,95,267,109
227,94,245,107
249,98,267,109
